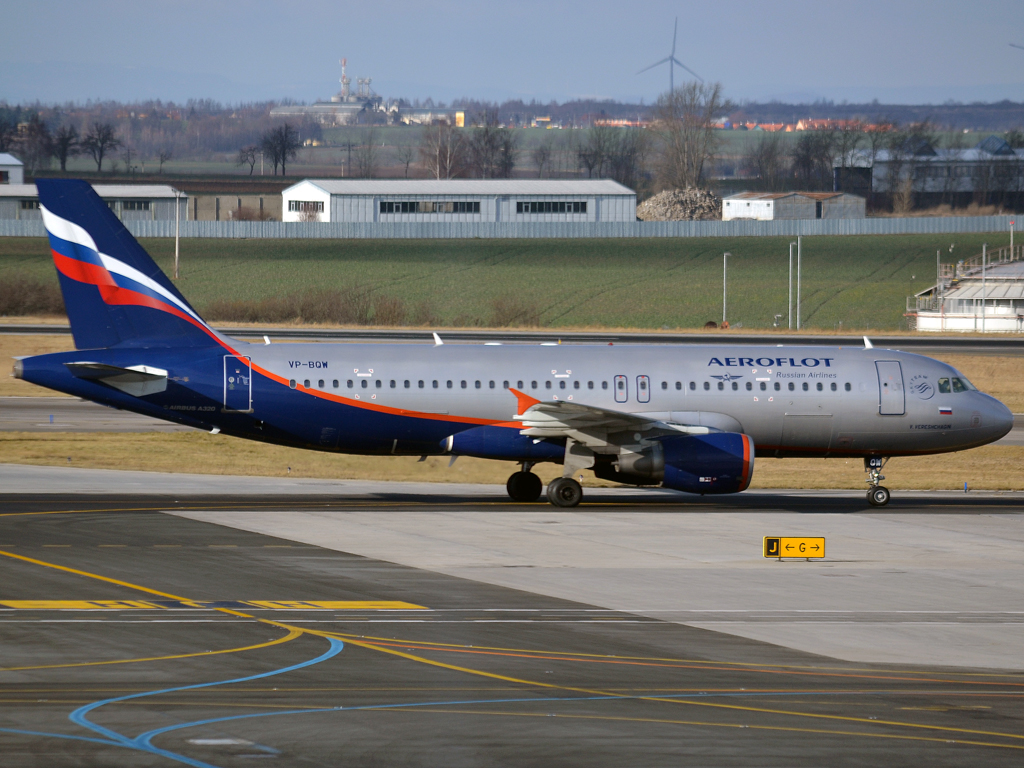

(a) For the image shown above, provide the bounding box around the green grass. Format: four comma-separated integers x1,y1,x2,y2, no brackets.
0,233,1007,331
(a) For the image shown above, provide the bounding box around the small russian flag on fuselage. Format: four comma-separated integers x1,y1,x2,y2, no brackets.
939,406,953,415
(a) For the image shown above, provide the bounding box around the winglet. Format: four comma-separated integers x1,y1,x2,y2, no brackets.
432,332,443,346
509,387,541,415
863,336,873,349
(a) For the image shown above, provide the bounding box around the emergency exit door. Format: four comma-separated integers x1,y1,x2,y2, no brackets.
223,356,252,412
875,361,905,415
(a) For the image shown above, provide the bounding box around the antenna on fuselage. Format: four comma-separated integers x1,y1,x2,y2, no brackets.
433,332,444,346
863,336,874,349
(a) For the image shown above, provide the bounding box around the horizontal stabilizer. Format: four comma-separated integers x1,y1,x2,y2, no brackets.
64,362,168,397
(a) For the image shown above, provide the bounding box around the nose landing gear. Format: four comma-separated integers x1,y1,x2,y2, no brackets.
865,457,891,507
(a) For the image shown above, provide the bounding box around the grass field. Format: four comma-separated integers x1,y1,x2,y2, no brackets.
0,232,1009,330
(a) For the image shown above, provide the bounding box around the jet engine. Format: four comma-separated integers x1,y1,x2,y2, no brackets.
594,432,754,494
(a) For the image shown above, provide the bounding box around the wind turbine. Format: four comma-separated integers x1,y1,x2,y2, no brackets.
637,17,703,94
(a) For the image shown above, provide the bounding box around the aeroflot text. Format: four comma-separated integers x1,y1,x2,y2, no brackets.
708,357,836,368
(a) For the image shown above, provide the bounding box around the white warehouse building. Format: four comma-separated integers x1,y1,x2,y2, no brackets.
723,191,865,221
281,179,637,223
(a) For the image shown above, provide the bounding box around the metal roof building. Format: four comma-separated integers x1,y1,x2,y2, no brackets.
0,153,24,185
281,179,637,223
0,184,186,221
909,246,1024,332
723,191,865,221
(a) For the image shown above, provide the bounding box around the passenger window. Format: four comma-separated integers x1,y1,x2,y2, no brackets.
318,379,325,388
418,380,424,388
502,380,508,389
376,380,383,388
617,380,625,391
602,381,608,390
559,381,566,389
731,382,738,391
788,382,795,391
816,382,823,391
844,382,851,392
390,380,396,388
361,379,368,389
952,377,967,393
774,382,781,391
489,381,495,389
333,380,339,388
432,380,438,388
531,380,538,389
688,382,695,390
801,382,808,391
304,379,310,388
718,382,724,391
460,380,467,389
830,382,837,391
475,381,481,389
662,381,668,390
545,381,552,389
704,381,710,391
573,381,580,389
588,381,594,389
346,379,353,388
759,382,766,391
289,379,296,389
404,380,410,388
517,380,524,389
938,377,950,393
447,380,453,389
745,382,752,391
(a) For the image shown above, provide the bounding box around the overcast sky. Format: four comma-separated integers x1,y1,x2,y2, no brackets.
3,0,1024,106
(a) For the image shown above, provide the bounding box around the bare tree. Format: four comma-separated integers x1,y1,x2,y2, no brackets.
531,139,552,178
577,125,616,178
395,143,415,178
745,131,787,191
259,123,301,176
157,148,173,174
652,82,726,189
0,116,17,153
467,111,518,178
419,122,466,179
52,124,80,172
81,122,121,172
606,129,650,192
236,145,257,175
354,127,379,179
120,143,135,176
791,130,837,191
18,114,53,174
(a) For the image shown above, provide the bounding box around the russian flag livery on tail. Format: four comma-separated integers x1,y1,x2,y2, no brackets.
38,179,219,349
14,179,1013,507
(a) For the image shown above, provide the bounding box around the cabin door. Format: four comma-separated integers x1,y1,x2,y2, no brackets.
875,361,905,415
223,356,252,412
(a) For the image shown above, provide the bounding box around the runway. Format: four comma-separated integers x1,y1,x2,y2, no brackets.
1,491,1023,766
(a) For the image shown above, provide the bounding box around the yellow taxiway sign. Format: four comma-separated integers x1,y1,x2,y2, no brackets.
763,537,825,559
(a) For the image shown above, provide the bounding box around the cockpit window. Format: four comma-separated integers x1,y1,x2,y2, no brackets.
938,377,950,393
951,377,967,393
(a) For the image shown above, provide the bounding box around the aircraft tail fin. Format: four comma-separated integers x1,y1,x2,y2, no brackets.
36,179,220,350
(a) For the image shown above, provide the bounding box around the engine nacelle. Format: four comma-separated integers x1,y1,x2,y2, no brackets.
660,432,754,494
442,425,565,462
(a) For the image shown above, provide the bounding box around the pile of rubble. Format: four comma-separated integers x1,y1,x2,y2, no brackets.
636,188,722,221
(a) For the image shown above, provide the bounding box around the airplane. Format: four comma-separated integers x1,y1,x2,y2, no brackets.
12,180,1014,507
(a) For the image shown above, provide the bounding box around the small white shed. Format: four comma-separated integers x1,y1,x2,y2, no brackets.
0,153,24,185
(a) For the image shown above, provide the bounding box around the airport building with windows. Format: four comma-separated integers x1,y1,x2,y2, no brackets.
281,180,637,223
0,184,186,221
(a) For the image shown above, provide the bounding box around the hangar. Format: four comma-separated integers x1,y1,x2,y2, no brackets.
722,191,865,221
0,184,187,221
281,179,637,223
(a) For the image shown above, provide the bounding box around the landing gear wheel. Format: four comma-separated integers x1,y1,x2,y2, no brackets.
506,471,542,502
546,477,583,508
867,485,891,507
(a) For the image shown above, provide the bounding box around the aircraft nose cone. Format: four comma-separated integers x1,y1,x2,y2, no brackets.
990,398,1015,441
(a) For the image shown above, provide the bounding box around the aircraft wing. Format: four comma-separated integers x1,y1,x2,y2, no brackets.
511,389,712,450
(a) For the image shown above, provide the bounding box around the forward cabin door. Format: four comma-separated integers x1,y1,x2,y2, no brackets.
875,361,905,415
223,356,252,412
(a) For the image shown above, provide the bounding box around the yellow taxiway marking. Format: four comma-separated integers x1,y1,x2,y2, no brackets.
0,600,426,611
2,548,1022,750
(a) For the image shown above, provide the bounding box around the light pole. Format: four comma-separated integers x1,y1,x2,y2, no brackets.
723,252,730,326
1012,219,1015,258
788,241,796,330
982,242,987,333
796,235,802,331
174,189,181,280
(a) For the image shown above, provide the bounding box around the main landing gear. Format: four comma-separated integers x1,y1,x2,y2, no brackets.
546,477,583,508
865,457,891,507
506,466,543,503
